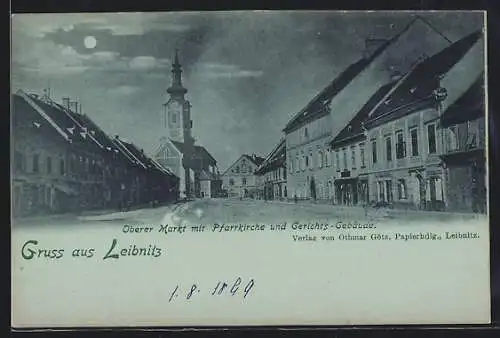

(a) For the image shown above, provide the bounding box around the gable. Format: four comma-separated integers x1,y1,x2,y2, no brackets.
223,155,258,176
326,17,451,143
155,138,182,159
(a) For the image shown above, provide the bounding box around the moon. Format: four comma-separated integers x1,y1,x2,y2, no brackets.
84,36,97,49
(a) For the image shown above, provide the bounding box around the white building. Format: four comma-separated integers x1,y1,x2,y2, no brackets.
283,17,452,201
221,154,265,198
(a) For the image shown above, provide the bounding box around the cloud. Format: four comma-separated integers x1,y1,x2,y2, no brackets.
12,32,170,76
128,56,170,70
108,85,140,96
12,13,191,38
197,62,264,79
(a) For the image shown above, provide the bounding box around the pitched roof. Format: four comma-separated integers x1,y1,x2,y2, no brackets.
199,169,216,181
170,140,217,165
149,157,176,176
330,81,397,148
366,30,483,122
242,154,265,166
67,112,118,152
255,139,286,175
441,73,485,127
282,16,448,134
222,154,265,175
12,94,67,140
17,91,114,152
14,91,72,142
283,58,370,133
112,138,149,169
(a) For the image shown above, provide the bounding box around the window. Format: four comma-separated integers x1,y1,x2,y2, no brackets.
32,154,39,173
397,179,407,199
467,120,478,149
46,156,52,174
304,127,309,139
14,150,24,172
336,150,340,170
241,165,247,173
427,123,436,154
305,155,309,168
343,148,347,170
371,140,377,164
360,144,366,168
309,151,313,169
289,158,293,173
448,126,458,151
59,159,65,175
242,177,247,185
235,166,240,174
385,136,392,162
386,180,393,202
351,146,356,169
410,128,419,156
378,181,385,201
295,155,300,173
229,179,234,186
318,150,323,168
396,131,405,159
325,150,331,167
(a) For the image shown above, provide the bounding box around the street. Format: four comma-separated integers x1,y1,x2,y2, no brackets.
12,198,486,230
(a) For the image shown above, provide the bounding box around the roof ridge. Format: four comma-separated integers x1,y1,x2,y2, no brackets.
51,101,105,149
366,59,423,119
17,90,71,142
114,138,147,169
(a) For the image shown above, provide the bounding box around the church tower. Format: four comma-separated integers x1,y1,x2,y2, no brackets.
160,49,195,198
162,49,192,144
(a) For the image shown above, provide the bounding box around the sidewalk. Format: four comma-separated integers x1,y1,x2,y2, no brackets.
12,201,178,224
232,197,486,220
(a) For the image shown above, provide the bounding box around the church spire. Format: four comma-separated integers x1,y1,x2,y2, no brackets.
167,48,188,99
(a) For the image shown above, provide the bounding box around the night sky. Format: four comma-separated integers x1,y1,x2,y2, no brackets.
11,11,484,171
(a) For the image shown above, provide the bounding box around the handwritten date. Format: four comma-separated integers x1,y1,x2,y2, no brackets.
169,277,255,302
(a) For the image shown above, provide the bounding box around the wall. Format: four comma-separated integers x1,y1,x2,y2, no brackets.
286,114,332,199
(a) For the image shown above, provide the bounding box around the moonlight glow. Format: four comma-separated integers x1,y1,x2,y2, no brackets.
84,36,97,49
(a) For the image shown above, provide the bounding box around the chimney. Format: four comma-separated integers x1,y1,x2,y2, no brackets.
68,101,78,113
62,97,70,109
363,38,388,59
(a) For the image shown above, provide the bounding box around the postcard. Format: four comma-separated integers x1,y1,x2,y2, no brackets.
11,10,490,328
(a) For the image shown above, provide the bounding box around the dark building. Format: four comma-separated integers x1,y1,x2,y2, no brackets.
11,90,178,217
440,74,486,213
255,139,287,201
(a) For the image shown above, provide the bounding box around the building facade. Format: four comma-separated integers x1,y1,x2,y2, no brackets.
440,75,486,213
222,154,264,198
283,17,452,203
255,139,287,201
360,30,484,211
11,90,178,217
